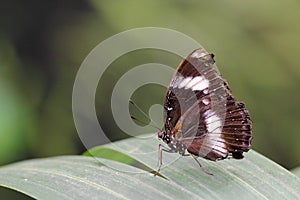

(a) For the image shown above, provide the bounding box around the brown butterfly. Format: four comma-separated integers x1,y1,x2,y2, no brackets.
157,48,252,175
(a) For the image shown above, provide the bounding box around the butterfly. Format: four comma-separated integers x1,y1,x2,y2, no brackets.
157,48,252,174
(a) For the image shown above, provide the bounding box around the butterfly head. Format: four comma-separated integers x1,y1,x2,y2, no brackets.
158,131,171,144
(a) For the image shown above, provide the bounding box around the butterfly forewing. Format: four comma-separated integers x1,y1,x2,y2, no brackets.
163,48,252,161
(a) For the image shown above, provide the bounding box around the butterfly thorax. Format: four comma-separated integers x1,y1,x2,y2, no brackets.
158,131,186,155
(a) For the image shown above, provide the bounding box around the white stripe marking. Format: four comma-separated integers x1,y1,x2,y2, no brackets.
172,76,183,88
202,99,210,105
206,114,222,133
178,77,192,88
185,76,203,89
192,78,209,91
173,75,209,91
204,110,227,154
191,51,208,58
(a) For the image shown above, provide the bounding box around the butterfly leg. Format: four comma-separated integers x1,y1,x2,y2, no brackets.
154,144,172,176
154,144,163,176
182,153,213,175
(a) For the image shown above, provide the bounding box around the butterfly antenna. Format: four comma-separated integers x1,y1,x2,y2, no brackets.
130,115,161,131
129,99,161,131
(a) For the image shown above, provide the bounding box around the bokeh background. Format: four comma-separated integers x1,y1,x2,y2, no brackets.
1,1,300,197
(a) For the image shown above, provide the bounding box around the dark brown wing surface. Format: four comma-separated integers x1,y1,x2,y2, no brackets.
164,48,252,161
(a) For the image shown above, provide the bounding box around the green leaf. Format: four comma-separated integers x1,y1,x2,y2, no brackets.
291,166,300,178
0,136,300,199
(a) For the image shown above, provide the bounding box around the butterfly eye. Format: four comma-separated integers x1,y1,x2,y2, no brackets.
158,131,165,139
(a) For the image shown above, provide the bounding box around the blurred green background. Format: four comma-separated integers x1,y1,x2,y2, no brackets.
1,0,300,185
